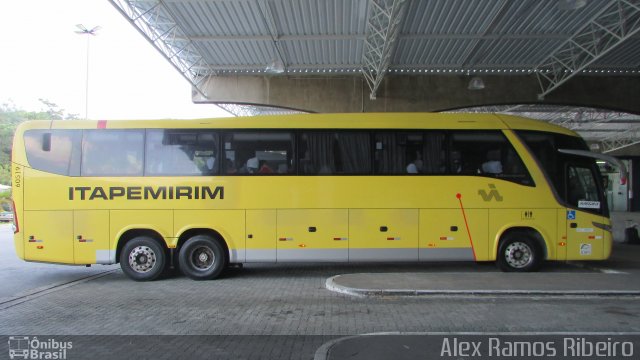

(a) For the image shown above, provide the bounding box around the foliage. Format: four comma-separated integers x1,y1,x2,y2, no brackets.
0,199,10,212
0,100,79,186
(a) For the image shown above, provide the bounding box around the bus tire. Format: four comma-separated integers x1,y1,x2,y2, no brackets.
178,235,226,280
120,236,166,281
497,232,543,272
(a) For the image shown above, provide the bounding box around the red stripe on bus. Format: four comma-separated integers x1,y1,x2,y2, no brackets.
456,193,477,261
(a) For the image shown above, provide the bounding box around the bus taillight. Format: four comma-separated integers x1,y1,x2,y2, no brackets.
12,200,18,234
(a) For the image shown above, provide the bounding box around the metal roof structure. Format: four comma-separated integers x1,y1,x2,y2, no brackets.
109,0,640,151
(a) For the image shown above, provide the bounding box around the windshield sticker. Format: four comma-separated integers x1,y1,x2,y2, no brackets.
580,244,592,256
578,200,600,209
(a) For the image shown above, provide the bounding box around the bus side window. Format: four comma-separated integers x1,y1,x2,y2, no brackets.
450,131,533,186
422,132,446,174
301,131,371,175
24,129,81,176
300,133,335,175
145,130,219,176
224,131,294,176
374,132,409,174
373,131,445,175
82,130,144,176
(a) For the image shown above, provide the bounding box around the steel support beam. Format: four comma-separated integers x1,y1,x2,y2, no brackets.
535,0,640,99
601,125,640,153
109,0,214,98
257,0,288,74
361,0,408,99
216,103,304,117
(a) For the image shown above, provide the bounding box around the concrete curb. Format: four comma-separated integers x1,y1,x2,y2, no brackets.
325,274,640,298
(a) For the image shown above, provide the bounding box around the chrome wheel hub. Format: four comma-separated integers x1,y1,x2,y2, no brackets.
191,246,215,270
128,246,157,273
504,242,533,269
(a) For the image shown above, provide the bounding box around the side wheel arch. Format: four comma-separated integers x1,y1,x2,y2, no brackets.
119,236,166,281
178,234,227,280
496,230,545,272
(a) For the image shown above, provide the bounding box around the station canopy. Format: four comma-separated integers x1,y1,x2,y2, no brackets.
110,0,640,152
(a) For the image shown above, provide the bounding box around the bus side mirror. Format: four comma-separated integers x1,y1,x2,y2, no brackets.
42,133,51,152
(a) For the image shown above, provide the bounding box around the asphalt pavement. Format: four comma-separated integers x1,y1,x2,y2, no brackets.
0,224,118,303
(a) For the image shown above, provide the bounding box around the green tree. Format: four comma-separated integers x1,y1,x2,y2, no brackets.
0,189,10,211
0,100,79,186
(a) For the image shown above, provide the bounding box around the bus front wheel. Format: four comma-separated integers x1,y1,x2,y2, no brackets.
120,236,166,281
497,232,543,272
178,235,227,280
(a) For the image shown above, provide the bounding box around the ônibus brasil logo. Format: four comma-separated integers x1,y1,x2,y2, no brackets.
8,336,72,359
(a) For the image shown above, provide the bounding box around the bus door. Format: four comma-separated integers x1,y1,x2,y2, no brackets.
563,161,607,260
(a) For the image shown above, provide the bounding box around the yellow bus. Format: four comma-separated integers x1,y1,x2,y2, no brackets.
11,113,623,281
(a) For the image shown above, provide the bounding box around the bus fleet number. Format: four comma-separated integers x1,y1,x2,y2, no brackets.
14,166,21,188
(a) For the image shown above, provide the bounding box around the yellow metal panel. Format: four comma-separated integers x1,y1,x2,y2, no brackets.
73,210,110,264
496,114,578,136
24,211,73,264
556,210,568,261
12,163,24,260
110,210,173,248
565,211,605,260
421,209,487,260
21,170,558,214
246,210,276,262
277,209,348,251
350,209,418,249
174,210,245,252
15,113,578,134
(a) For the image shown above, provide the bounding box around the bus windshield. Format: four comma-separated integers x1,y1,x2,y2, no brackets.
566,163,604,213
517,131,607,216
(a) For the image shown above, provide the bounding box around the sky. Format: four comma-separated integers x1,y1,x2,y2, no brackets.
0,0,230,120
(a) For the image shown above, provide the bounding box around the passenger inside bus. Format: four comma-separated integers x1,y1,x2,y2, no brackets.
481,149,503,174
451,151,462,173
406,150,423,174
245,157,259,173
225,158,238,174
258,160,273,174
406,159,423,174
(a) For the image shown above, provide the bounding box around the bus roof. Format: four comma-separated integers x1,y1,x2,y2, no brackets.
16,113,578,136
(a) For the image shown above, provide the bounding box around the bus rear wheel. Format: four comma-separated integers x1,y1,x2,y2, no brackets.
497,233,543,272
178,235,226,280
120,236,166,281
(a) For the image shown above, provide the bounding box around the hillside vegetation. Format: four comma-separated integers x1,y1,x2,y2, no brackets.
0,100,79,187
